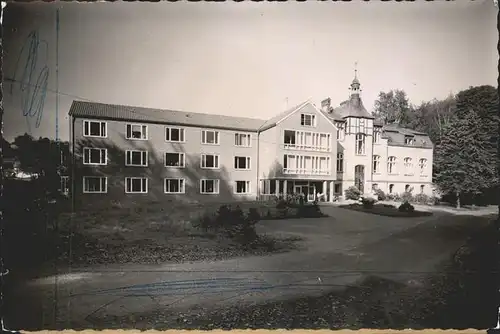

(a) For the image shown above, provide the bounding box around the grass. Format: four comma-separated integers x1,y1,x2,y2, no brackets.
339,203,433,218
46,200,304,267
80,219,499,330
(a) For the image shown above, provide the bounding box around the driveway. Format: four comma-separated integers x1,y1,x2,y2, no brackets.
7,205,493,329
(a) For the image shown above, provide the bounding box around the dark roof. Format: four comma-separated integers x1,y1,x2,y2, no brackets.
330,94,374,119
68,101,267,132
381,123,433,148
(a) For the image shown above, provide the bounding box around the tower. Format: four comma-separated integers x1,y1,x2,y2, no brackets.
350,62,361,96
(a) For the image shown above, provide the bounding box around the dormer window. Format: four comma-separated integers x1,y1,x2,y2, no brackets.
404,136,415,145
301,113,316,127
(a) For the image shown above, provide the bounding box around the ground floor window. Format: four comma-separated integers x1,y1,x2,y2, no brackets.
334,183,341,194
261,179,276,195
235,180,251,194
420,185,425,193
60,176,69,195
200,179,219,194
83,176,107,193
125,177,148,193
164,178,185,194
372,183,378,191
389,184,394,193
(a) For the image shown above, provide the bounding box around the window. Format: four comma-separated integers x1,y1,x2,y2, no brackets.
372,183,378,191
405,136,415,145
373,128,381,144
83,176,107,193
235,180,251,194
165,127,185,142
234,156,251,170
419,158,428,175
284,130,296,146
60,176,69,195
388,156,397,174
389,184,394,194
405,184,411,192
372,155,380,174
201,130,220,145
83,120,106,138
201,154,220,169
420,185,425,194
336,122,345,141
235,133,251,147
164,178,185,194
283,130,331,152
355,133,366,155
261,179,273,195
300,113,316,127
125,150,148,167
165,152,185,168
284,154,330,175
350,118,366,134
125,177,148,193
336,153,344,173
404,157,413,175
83,148,107,165
200,179,219,194
126,124,148,140
334,183,341,194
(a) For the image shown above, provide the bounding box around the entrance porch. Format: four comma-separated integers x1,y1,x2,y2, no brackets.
259,179,338,202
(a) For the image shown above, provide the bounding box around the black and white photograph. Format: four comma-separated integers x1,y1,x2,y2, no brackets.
1,0,499,330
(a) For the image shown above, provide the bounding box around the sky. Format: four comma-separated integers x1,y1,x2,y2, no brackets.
3,0,498,142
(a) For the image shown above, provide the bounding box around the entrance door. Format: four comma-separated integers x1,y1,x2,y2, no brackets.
354,165,365,193
294,185,309,201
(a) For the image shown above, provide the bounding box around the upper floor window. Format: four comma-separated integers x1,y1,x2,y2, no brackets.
202,130,220,145
300,113,316,127
201,154,220,169
404,157,413,175
235,133,251,147
372,155,380,174
165,127,185,142
165,152,185,168
234,156,251,170
336,122,345,141
83,147,107,165
355,133,366,155
125,150,148,167
126,124,148,140
388,156,397,174
283,130,330,152
336,153,344,173
404,136,415,145
350,118,366,134
419,158,428,175
83,120,107,138
373,127,381,144
125,177,148,194
83,176,107,193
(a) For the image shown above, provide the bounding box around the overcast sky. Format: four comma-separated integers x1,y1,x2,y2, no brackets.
3,1,497,142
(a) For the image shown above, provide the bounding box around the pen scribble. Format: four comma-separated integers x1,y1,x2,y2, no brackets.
9,30,50,131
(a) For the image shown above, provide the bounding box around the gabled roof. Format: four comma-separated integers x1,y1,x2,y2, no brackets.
68,101,267,132
258,100,310,131
330,94,374,119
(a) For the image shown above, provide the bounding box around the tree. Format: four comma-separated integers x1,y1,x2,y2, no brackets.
372,90,414,126
434,108,497,208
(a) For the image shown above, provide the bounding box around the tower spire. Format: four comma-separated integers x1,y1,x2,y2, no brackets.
350,61,361,96
354,61,358,81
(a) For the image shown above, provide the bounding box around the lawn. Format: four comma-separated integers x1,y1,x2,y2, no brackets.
338,203,433,218
51,200,307,267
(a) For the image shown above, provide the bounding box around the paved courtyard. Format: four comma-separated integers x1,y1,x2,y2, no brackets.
8,204,494,329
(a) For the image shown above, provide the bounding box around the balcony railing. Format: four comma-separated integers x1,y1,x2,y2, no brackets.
282,143,330,152
283,168,331,175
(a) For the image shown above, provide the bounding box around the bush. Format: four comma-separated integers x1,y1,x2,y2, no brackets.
386,193,401,202
398,201,415,213
375,188,386,201
414,193,430,205
362,197,376,209
401,191,413,203
297,201,323,218
345,186,361,200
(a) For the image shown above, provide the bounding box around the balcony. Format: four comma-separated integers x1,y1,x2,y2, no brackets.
283,168,331,176
282,143,330,152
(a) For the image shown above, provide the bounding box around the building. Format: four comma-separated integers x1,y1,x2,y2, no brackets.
68,74,433,207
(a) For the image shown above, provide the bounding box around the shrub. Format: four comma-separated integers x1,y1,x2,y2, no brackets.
375,189,386,201
386,193,401,202
248,207,261,222
297,201,323,218
362,197,376,209
345,186,361,200
398,201,415,213
414,193,430,205
401,191,413,203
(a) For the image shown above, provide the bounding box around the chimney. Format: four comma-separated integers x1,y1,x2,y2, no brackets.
321,98,331,113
